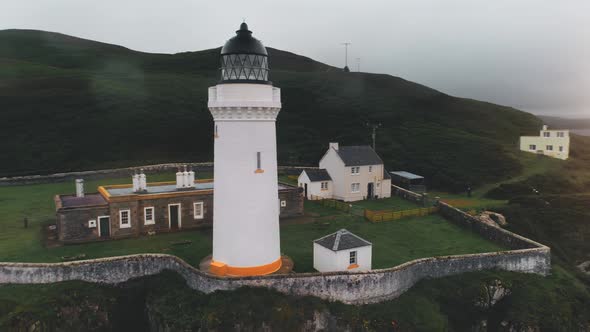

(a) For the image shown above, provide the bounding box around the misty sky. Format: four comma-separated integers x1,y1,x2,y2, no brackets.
2,0,589,117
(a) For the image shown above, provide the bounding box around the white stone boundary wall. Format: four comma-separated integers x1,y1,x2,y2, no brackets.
0,233,550,304
0,164,318,186
391,184,424,203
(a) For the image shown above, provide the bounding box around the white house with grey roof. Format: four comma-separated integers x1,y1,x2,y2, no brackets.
298,142,391,202
313,229,372,272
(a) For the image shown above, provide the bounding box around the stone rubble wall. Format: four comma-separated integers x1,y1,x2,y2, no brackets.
0,163,318,186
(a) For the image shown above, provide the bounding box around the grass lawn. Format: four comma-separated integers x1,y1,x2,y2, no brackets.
282,214,505,272
0,176,505,274
351,196,422,211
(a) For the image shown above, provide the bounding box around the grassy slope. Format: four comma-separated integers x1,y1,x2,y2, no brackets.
0,29,541,192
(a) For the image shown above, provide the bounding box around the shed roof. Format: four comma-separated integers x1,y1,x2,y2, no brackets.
390,171,423,180
302,169,332,182
314,229,372,251
336,145,383,166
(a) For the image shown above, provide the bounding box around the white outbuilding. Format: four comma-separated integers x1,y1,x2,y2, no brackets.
313,229,372,272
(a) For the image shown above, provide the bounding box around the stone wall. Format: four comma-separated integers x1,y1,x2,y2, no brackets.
0,163,318,186
0,243,549,305
391,184,424,204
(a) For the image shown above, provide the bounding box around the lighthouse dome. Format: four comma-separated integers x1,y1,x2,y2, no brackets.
220,22,270,83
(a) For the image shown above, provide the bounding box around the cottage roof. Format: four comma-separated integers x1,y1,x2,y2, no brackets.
314,229,372,251
303,169,332,182
336,145,383,166
60,193,107,208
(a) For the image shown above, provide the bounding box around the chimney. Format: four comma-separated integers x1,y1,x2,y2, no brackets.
187,166,195,188
75,179,84,198
542,125,548,131
132,170,139,192
139,169,147,191
182,165,189,188
329,142,339,151
176,167,183,189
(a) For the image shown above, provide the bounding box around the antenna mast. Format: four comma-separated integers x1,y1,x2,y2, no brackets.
341,42,351,68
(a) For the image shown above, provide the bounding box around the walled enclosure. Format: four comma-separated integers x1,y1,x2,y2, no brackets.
0,202,550,304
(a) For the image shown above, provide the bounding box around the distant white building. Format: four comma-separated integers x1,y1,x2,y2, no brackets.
313,229,372,272
519,125,570,160
298,143,391,202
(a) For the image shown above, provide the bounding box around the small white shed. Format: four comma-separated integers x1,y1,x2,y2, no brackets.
313,229,372,272
298,169,333,200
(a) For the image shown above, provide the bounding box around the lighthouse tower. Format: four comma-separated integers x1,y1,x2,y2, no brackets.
207,23,282,276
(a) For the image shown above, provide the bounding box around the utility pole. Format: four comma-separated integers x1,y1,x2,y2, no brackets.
366,122,382,151
341,42,351,69
356,57,361,72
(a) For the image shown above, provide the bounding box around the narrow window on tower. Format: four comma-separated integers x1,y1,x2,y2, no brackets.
255,152,264,173
214,125,219,138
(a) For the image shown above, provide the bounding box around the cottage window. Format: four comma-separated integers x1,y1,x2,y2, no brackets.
351,166,360,175
193,202,204,219
529,144,536,151
349,251,357,264
543,132,550,137
321,182,329,190
557,132,565,137
119,209,131,228
559,146,564,152
351,183,360,193
546,145,553,151
144,207,155,225
368,166,372,173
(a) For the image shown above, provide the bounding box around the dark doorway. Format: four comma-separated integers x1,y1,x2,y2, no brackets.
367,182,374,199
304,183,308,199
99,216,110,238
169,205,180,229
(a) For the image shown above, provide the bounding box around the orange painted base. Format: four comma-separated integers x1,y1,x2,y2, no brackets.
210,258,282,277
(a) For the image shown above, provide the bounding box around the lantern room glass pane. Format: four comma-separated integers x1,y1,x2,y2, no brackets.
221,54,269,82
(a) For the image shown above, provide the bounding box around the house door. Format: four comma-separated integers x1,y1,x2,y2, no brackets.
367,182,374,199
169,205,180,230
98,216,110,238
304,183,308,199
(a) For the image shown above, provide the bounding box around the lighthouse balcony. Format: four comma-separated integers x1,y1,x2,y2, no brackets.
208,84,281,109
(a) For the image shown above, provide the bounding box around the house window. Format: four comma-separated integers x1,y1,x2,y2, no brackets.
321,182,329,190
351,183,360,193
559,146,564,152
349,251,357,264
119,209,131,228
546,145,553,151
557,132,565,137
144,207,155,225
351,166,360,175
193,202,204,219
368,166,372,173
529,144,536,151
543,132,550,137
280,200,287,207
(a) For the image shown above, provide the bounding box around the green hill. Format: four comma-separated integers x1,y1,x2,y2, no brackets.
0,29,541,190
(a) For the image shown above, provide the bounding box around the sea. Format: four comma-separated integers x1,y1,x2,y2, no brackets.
571,129,590,136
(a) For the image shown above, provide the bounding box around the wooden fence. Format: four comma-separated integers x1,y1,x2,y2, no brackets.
364,207,439,223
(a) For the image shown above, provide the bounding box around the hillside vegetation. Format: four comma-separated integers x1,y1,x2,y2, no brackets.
0,29,541,191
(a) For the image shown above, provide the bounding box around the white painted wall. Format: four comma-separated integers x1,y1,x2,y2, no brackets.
319,146,391,202
313,243,372,272
297,171,333,200
209,83,282,269
520,128,570,160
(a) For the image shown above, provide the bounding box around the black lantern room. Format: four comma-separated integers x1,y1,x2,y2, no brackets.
220,22,270,83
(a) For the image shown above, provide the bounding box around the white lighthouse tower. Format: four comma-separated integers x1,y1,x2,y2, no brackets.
207,23,282,276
